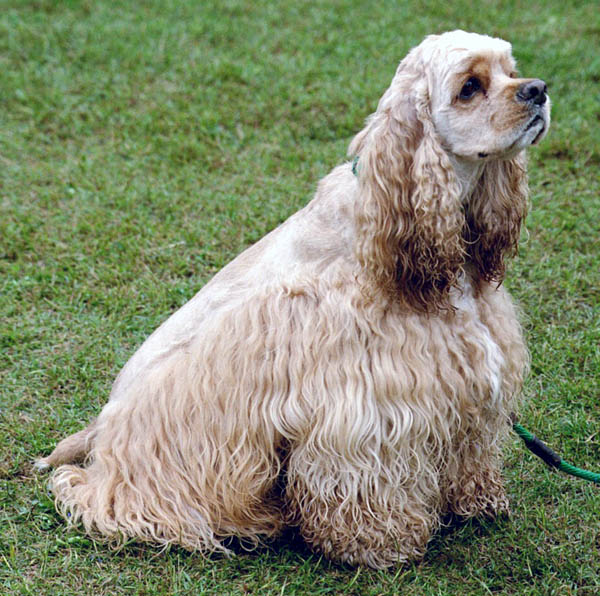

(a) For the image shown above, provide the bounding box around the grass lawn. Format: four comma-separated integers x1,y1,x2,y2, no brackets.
1,0,599,594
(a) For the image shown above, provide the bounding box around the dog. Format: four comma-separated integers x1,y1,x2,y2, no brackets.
37,30,550,568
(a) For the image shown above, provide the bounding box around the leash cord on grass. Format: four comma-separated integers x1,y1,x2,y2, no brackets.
512,420,600,484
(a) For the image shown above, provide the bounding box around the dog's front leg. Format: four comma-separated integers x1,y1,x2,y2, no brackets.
444,438,510,519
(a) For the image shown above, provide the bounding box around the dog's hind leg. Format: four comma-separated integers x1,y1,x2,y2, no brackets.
42,336,288,553
34,419,97,471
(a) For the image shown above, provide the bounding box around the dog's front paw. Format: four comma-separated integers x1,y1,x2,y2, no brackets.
447,468,510,519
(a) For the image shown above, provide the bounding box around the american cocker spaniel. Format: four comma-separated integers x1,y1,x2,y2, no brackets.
37,30,550,568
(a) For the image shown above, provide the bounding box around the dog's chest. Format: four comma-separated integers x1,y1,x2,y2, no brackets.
447,286,507,404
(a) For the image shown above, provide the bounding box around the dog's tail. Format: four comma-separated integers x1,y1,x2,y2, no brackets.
34,419,97,472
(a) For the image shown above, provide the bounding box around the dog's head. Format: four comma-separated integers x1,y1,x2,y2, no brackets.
350,31,550,312
426,30,550,160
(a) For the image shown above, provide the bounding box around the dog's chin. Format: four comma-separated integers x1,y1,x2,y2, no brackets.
511,110,550,151
473,114,550,161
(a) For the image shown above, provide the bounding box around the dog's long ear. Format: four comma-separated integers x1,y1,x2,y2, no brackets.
350,66,465,313
465,153,528,285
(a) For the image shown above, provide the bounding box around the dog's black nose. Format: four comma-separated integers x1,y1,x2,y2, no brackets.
516,79,547,105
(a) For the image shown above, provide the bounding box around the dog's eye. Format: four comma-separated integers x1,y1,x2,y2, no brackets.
459,77,482,100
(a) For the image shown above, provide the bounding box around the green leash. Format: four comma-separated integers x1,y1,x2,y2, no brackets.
512,419,600,484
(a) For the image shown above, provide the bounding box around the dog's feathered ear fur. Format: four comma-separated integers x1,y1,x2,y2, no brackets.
350,49,530,312
349,56,465,313
465,154,529,285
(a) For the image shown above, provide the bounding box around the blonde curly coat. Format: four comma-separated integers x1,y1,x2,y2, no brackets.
37,31,550,568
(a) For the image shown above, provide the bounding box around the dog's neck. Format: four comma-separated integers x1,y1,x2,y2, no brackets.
449,155,485,201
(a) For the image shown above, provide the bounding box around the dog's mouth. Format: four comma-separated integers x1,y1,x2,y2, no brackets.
478,109,549,160
525,114,542,132
525,114,545,144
